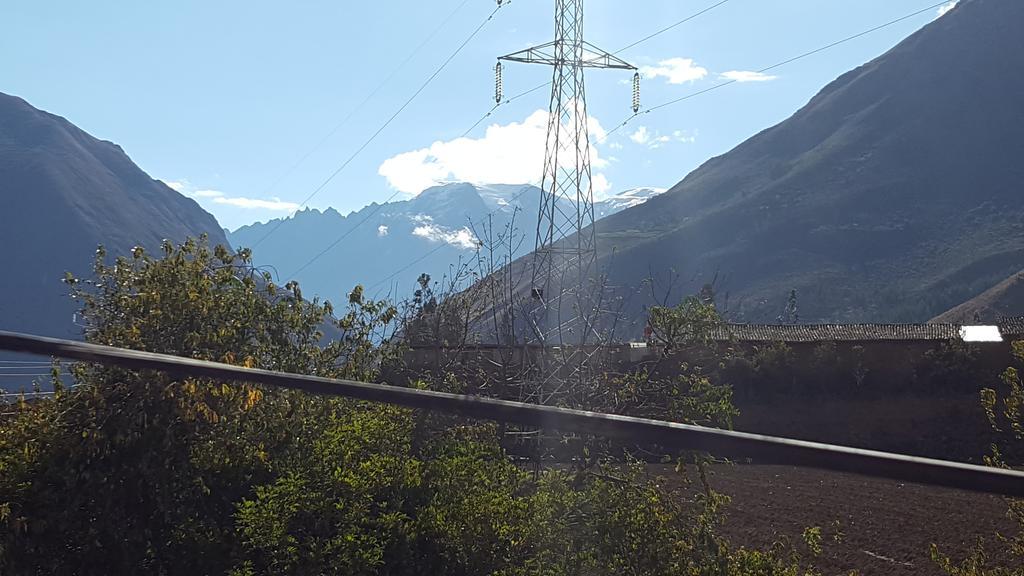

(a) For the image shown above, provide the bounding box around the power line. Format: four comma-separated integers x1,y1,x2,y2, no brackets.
365,2,736,292
249,1,506,251
613,0,732,54
286,189,404,279
459,0,733,140
247,0,474,245
326,0,946,299
368,242,450,295
365,184,537,294
2,329,1023,497
460,81,550,138
610,0,951,134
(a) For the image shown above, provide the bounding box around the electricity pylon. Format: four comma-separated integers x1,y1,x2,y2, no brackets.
497,0,637,347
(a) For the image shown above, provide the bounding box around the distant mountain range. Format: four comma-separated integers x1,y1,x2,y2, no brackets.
228,184,664,304
4,0,1023,364
567,0,1024,329
0,91,227,384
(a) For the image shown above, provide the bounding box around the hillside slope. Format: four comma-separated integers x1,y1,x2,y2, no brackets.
588,0,1024,327
932,268,1024,323
0,92,228,345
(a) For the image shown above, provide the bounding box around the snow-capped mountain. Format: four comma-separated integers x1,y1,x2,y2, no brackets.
228,183,663,304
594,188,667,219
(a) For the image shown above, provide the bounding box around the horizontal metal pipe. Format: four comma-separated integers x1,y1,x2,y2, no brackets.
1,330,1022,497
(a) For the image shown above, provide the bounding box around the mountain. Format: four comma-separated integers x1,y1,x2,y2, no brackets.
0,92,228,358
227,183,664,305
579,0,1024,328
594,187,665,219
932,268,1024,323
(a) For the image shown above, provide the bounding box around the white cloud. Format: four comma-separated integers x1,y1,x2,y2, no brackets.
720,70,778,83
378,108,613,198
591,174,611,198
937,1,957,16
588,116,608,145
164,180,188,193
629,126,697,149
640,57,708,85
629,126,650,145
412,224,480,250
211,196,300,211
165,179,299,212
191,189,225,198
377,225,389,237
649,135,672,149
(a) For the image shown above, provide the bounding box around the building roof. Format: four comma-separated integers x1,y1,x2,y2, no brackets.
710,323,963,343
998,317,1024,339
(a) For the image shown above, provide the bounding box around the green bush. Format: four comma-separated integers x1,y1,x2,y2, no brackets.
0,238,819,575
913,341,983,395
933,340,1024,575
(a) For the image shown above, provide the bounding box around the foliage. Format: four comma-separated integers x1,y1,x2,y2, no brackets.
933,340,1024,575
914,340,983,395
608,366,737,428
778,289,799,325
0,238,819,575
647,296,723,351
0,237,397,574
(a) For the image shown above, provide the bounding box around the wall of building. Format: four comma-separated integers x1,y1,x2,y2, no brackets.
392,338,1020,462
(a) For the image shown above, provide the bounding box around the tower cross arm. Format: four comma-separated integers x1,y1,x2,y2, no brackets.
580,41,635,70
498,41,560,66
499,40,635,70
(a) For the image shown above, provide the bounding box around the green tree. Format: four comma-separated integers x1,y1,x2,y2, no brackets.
647,295,723,352
0,237,821,575
0,237,397,574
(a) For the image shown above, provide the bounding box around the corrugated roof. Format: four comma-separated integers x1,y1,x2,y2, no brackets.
998,317,1024,338
709,323,962,343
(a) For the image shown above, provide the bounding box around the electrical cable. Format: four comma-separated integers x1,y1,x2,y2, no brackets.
247,0,474,248
459,0,734,140
609,0,952,134
277,0,946,291
613,0,732,54
365,183,537,293
250,1,507,250
286,189,404,278
460,81,550,138
363,2,735,292
368,242,452,295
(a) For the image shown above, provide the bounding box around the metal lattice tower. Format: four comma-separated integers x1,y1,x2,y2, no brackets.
498,0,635,346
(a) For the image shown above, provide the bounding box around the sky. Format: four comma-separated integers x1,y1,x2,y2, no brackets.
1,0,957,231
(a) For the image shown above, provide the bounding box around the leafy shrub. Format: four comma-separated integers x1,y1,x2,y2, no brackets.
933,340,1024,575
914,341,983,395
0,238,819,575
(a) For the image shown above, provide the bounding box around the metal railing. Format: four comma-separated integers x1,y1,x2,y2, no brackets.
1,330,1022,497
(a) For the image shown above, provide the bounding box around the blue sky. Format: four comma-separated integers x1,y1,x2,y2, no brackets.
1,0,956,230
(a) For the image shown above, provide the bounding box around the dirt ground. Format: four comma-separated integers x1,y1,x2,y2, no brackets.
655,463,1019,575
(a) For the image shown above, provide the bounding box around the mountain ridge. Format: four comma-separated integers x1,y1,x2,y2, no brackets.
578,0,1024,329
228,183,664,304
0,91,229,348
